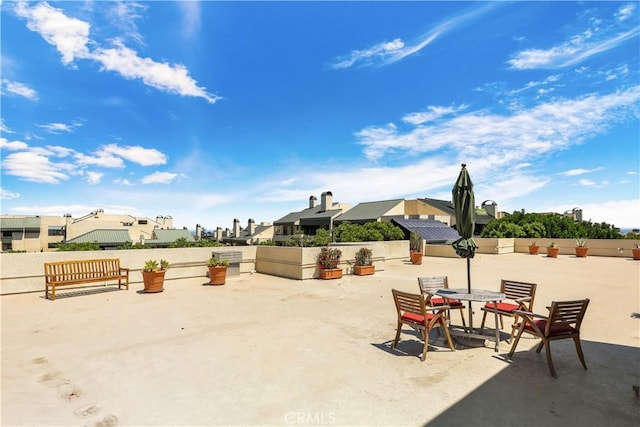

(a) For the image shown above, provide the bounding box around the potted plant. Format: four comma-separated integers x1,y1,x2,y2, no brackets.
354,247,375,276
632,243,640,261
409,232,423,265
142,259,169,293
546,242,559,258
575,237,589,258
528,239,540,255
317,246,342,280
207,257,230,286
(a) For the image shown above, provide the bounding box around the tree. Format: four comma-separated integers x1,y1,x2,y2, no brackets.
481,212,624,239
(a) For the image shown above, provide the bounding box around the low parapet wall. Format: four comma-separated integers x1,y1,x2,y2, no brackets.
0,241,410,295
426,238,638,258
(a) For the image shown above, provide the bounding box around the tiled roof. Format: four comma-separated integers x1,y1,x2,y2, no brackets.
392,218,461,243
334,199,404,223
0,217,41,230
66,229,131,244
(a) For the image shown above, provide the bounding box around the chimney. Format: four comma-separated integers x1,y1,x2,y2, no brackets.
320,191,333,212
233,218,241,237
215,227,222,241
156,216,164,226
195,224,202,239
309,195,317,209
248,218,256,234
482,200,498,218
164,216,173,228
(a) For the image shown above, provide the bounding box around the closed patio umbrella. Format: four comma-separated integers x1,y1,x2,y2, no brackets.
451,163,478,294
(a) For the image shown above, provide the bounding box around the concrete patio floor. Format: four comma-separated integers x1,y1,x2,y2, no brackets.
2,253,639,426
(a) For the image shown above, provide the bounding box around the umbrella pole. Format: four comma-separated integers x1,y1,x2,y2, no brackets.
467,258,473,332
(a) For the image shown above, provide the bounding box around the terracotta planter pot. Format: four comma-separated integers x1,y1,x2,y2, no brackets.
632,248,640,260
209,266,228,285
354,265,375,276
546,247,559,258
575,247,589,258
143,270,166,293
528,245,540,255
410,251,423,265
319,268,343,280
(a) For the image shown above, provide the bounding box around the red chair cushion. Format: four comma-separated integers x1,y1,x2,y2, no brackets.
401,312,435,324
525,319,576,336
484,302,519,313
432,298,463,307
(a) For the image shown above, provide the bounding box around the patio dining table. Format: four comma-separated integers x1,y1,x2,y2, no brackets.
435,288,506,352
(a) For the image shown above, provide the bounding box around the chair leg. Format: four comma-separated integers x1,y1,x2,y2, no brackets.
573,336,587,370
459,309,466,329
507,325,525,358
543,339,558,378
480,310,488,329
441,321,455,351
535,340,544,353
392,321,402,349
421,327,429,361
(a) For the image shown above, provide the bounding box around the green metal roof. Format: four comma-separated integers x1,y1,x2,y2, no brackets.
152,229,195,244
66,229,131,244
0,217,42,230
334,199,404,223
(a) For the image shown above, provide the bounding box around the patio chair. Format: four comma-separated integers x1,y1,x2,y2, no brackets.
391,289,455,361
507,298,590,378
417,276,466,329
479,279,537,343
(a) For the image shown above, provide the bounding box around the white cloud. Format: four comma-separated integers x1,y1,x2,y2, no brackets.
38,122,81,133
13,1,219,103
0,188,21,200
178,1,201,40
92,41,220,103
616,4,635,21
100,144,167,167
113,178,134,186
561,167,605,176
0,119,14,134
578,178,596,186
0,150,74,184
85,171,103,184
106,1,147,45
0,137,29,151
75,151,125,168
508,7,640,71
330,38,406,69
330,3,496,69
14,1,90,65
356,86,640,163
402,105,468,125
141,171,178,184
2,80,38,100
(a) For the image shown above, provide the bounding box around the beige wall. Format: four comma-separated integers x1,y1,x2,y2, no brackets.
3,239,636,295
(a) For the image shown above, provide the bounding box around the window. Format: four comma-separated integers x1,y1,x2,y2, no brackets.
138,220,148,225
48,226,65,236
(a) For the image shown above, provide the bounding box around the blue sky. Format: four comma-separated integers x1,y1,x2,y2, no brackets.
1,1,639,232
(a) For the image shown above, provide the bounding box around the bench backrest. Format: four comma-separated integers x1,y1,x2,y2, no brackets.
44,259,123,282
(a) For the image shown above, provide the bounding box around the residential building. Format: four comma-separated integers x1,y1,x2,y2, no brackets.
223,218,274,246
0,210,180,252
273,191,350,246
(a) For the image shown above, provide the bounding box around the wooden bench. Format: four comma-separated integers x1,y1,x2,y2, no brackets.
44,258,129,301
